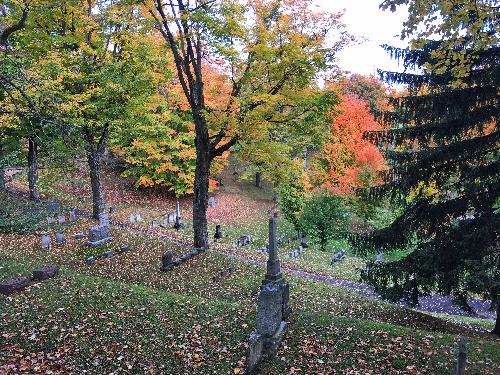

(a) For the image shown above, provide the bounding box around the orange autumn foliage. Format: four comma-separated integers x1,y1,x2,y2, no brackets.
312,94,386,195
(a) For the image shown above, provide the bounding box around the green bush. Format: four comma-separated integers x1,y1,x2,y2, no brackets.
299,194,351,251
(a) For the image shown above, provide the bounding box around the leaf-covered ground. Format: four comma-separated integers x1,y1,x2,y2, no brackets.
1,166,499,373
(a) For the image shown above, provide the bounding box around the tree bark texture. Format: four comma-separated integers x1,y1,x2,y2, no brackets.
0,143,5,190
87,152,105,220
27,137,40,201
492,303,500,336
255,172,262,189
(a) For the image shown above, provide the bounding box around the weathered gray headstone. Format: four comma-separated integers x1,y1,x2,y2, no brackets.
74,232,85,240
86,256,96,266
41,233,51,250
152,219,158,228
375,249,384,264
47,217,56,225
57,214,66,224
453,336,467,375
135,213,142,222
104,250,114,258
120,244,129,252
99,212,109,227
87,225,112,247
247,216,291,374
32,264,60,281
55,231,65,246
69,209,77,222
208,196,216,207
0,277,30,295
129,214,136,223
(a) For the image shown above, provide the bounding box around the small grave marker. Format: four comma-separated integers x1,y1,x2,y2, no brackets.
41,233,51,250
55,231,65,246
0,277,31,295
32,265,60,281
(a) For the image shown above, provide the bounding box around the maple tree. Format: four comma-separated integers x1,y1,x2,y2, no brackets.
138,0,351,249
311,94,386,196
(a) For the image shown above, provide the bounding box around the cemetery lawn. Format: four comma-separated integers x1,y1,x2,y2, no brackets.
1,169,499,373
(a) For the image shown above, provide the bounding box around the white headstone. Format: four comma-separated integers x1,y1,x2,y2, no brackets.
41,233,51,250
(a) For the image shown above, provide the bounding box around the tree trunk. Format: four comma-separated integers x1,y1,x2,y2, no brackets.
492,303,500,336
192,113,210,250
27,137,40,201
255,171,262,189
87,152,105,220
0,142,6,190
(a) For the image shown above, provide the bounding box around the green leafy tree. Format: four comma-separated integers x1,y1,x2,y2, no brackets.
139,0,352,249
299,194,350,251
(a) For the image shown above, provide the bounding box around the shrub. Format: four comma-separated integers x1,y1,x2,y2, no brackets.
299,194,351,251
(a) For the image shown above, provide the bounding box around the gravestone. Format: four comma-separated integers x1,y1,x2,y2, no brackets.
237,234,252,247
453,336,467,375
69,209,77,222
74,232,85,240
0,277,30,295
109,206,115,214
297,245,303,254
32,264,60,281
300,236,309,248
214,224,222,241
129,214,136,223
57,214,66,224
120,244,129,253
331,249,346,265
136,213,142,222
87,225,112,247
160,252,174,271
86,256,96,266
173,200,183,230
208,196,216,207
47,217,56,225
247,216,290,373
152,219,158,228
260,245,269,253
41,233,51,250
99,212,110,227
104,250,114,258
375,249,384,264
167,212,176,224
55,231,65,246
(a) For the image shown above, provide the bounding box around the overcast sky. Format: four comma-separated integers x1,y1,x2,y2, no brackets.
314,0,409,76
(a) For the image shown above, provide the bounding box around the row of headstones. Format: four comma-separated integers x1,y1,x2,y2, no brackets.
258,236,308,256
159,248,206,272
46,209,77,225
211,266,237,283
0,264,60,296
86,244,130,266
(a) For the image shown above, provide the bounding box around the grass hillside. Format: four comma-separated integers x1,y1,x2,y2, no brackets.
0,166,499,374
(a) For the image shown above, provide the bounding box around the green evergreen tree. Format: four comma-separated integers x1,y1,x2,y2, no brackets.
358,1,499,335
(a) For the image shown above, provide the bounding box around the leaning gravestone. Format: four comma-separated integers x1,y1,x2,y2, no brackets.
87,225,112,247
41,233,51,250
32,264,60,281
247,216,290,373
55,231,65,246
160,252,174,272
0,277,31,295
